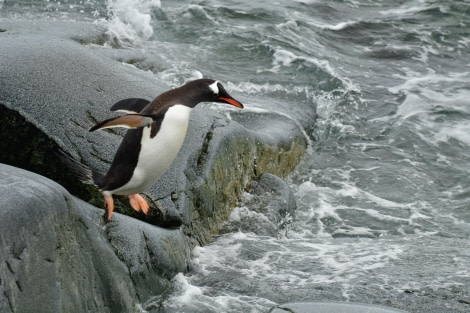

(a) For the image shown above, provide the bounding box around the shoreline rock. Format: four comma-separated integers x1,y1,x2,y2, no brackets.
0,18,308,311
0,164,163,313
221,173,296,237
0,17,307,230
269,302,409,313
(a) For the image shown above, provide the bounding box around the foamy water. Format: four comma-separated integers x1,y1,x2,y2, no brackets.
3,0,470,312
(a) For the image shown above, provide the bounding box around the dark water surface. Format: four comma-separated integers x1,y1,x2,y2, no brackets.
2,0,470,312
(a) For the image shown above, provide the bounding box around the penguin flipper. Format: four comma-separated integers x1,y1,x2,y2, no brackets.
89,114,154,132
110,98,150,114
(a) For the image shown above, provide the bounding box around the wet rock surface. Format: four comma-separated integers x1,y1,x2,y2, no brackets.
0,19,306,229
269,302,409,313
222,173,296,237
0,19,307,311
0,163,189,313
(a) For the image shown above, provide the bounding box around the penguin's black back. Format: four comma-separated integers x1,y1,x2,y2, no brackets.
95,128,143,192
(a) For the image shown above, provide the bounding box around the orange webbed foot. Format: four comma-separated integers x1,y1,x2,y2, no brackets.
103,193,115,221
128,194,149,215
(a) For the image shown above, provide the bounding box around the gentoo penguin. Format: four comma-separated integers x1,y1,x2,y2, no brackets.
66,79,243,221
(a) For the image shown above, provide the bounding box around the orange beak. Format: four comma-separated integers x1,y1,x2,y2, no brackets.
219,97,244,109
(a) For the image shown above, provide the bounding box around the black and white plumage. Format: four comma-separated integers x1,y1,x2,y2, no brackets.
67,78,243,220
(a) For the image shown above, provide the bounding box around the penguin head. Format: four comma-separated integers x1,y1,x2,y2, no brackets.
182,79,244,109
89,79,243,133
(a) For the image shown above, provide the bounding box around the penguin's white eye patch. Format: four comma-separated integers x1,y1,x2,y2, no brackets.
208,81,219,95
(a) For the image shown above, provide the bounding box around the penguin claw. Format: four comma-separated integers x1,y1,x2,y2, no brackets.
128,194,149,215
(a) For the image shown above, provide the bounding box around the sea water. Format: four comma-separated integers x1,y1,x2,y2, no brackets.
2,1,469,312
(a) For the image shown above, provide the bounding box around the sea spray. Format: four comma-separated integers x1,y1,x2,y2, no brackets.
99,0,161,46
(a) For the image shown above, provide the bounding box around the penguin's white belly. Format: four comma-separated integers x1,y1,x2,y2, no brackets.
112,104,192,195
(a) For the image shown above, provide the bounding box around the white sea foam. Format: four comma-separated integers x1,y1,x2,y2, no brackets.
185,4,215,22
322,20,358,31
170,273,204,304
383,69,470,153
270,48,345,86
226,81,286,95
303,16,360,32
389,70,470,96
228,206,270,224
183,230,406,305
435,123,470,146
379,1,436,17
340,183,412,209
97,0,161,45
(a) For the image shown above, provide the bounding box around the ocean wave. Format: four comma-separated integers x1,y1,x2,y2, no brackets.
385,69,470,150
5,0,470,311
379,2,444,17
310,20,360,31
96,0,160,46
162,271,276,313
169,231,405,308
435,123,470,147
269,48,340,79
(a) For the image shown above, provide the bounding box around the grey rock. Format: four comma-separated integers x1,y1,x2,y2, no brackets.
0,163,189,313
0,19,166,220
222,173,296,237
253,173,297,218
269,302,409,313
0,18,307,233
0,18,309,310
181,110,306,244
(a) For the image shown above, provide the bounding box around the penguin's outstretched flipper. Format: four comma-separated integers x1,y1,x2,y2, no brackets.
89,114,154,132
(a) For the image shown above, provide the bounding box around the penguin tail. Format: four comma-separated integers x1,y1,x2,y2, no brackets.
57,150,103,187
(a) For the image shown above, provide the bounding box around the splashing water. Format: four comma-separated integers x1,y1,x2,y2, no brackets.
3,0,470,312
98,0,161,46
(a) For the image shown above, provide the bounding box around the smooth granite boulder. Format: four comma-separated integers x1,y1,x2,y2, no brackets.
269,302,409,313
0,19,163,215
0,18,308,311
0,163,189,313
0,19,307,235
222,173,296,237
